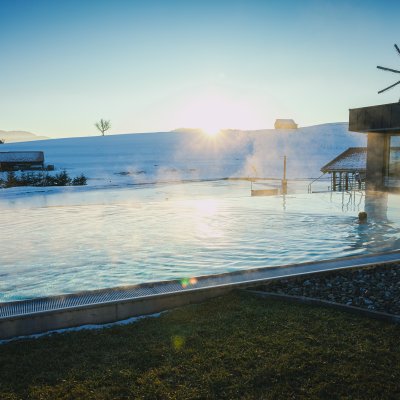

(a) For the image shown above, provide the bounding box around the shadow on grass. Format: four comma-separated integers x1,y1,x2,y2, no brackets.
0,291,399,399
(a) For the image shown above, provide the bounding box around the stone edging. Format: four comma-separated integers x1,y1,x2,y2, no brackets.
244,289,400,324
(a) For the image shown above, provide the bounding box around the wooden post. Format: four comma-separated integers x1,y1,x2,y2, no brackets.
281,155,287,194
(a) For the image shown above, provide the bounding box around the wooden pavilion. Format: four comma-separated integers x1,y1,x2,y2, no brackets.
321,147,366,191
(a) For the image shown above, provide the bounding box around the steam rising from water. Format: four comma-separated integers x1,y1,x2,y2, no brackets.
0,124,373,303
0,123,366,187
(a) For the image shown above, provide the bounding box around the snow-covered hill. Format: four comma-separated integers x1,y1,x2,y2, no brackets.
0,123,366,186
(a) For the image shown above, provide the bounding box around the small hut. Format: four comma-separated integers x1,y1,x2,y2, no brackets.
0,151,45,171
274,119,298,129
321,147,366,191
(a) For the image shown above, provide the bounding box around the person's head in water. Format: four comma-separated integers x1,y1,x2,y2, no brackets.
358,211,367,223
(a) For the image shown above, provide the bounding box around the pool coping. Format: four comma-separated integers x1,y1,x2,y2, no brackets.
1,250,400,339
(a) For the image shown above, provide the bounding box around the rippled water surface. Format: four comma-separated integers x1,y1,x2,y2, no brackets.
1,181,400,302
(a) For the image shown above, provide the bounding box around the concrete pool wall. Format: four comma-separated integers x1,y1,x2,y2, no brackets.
2,250,400,340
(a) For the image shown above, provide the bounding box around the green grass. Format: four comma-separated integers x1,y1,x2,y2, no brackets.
1,291,400,399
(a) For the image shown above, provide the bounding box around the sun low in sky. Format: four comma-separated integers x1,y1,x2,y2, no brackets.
0,0,399,137
202,127,221,137
174,88,265,136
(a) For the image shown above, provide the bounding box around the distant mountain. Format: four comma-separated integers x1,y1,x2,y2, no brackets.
0,130,49,143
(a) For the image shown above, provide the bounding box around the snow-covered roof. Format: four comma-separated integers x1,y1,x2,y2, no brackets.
0,151,44,163
321,147,366,173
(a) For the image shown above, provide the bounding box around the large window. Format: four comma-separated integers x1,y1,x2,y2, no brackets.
386,135,400,187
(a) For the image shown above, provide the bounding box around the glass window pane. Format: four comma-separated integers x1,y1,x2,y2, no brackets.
387,136,400,187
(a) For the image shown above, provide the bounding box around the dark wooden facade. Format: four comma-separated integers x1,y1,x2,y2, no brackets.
0,151,45,171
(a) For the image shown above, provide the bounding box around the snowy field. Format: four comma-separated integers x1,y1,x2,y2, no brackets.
0,123,366,190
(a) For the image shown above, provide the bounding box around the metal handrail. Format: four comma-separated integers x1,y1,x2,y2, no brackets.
307,173,326,193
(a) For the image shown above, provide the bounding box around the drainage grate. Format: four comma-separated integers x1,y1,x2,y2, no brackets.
1,250,400,320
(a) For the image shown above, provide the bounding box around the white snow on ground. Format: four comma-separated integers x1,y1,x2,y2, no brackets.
0,123,366,190
0,312,164,344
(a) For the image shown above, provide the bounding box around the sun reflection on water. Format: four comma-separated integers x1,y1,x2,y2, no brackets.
2,182,400,302
192,198,225,239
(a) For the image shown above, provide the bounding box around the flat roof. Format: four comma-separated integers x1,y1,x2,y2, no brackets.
349,102,400,133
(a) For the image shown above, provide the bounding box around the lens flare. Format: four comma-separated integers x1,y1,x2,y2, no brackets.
181,278,189,288
180,277,198,288
172,335,185,350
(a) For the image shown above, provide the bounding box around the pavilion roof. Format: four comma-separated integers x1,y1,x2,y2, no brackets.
321,147,366,173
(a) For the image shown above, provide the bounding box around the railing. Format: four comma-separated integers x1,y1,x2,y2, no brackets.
307,173,327,193
332,175,366,192
308,173,366,193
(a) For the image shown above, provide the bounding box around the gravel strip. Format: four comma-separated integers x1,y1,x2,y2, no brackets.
255,263,400,315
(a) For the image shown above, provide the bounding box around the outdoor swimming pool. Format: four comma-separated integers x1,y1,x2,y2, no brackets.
1,180,400,302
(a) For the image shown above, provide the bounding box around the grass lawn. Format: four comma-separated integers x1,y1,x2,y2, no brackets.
0,291,399,399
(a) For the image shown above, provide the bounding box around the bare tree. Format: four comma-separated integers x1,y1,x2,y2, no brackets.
95,119,111,136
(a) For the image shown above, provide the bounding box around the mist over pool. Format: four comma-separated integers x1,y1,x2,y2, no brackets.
1,180,399,302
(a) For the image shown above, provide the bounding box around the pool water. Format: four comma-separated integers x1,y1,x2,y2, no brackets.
1,180,400,302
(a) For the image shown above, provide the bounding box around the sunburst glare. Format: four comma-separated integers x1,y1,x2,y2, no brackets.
175,88,261,134
201,124,221,137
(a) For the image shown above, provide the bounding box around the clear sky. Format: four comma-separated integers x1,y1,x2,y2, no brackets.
1,0,399,137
